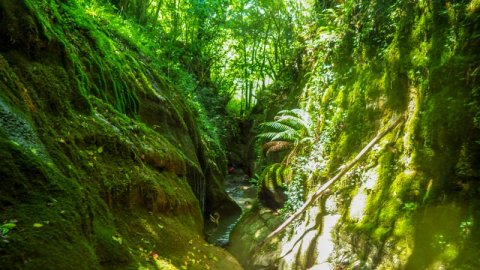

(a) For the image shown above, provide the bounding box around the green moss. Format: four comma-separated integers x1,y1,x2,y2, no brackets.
233,0,479,268
393,218,414,237
93,223,131,267
0,137,97,269
372,226,392,242
0,1,241,269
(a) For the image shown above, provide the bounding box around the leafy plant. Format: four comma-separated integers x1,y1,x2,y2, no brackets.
0,223,16,237
460,219,473,236
402,202,417,212
280,174,305,215
258,163,292,208
257,108,314,156
248,173,261,185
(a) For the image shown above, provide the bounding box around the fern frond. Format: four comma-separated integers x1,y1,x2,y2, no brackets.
263,141,293,154
275,165,284,187
275,115,307,130
278,108,305,118
261,164,280,193
278,109,313,126
259,121,295,132
259,163,284,189
257,132,280,141
292,109,313,127
283,166,293,183
258,109,315,158
272,129,298,141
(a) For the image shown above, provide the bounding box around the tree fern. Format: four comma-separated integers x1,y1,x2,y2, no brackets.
278,109,313,135
257,108,314,155
259,122,295,133
274,115,306,130
258,163,291,209
257,132,283,141
271,129,298,141
263,141,293,154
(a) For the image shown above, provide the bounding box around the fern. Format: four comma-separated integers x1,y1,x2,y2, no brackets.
274,115,306,130
279,109,311,122
258,163,292,208
257,132,282,140
256,109,314,209
259,163,286,192
272,129,298,141
279,109,313,132
257,108,315,157
263,141,293,154
275,165,284,187
259,121,295,132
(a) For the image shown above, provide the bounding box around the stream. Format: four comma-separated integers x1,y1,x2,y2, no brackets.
205,169,257,246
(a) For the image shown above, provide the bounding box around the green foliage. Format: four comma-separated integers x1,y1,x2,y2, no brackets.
259,163,289,189
208,0,311,116
402,202,417,212
0,223,16,237
257,108,314,155
248,173,261,185
254,108,314,209
1,0,479,268
280,174,305,215
289,0,480,268
257,163,292,208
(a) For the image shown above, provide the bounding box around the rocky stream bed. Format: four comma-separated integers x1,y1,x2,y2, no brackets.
205,170,257,247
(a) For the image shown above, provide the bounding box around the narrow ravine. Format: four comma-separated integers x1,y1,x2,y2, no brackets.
2,0,479,269
205,168,257,246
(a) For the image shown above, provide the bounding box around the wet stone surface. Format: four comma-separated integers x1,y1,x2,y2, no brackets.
205,170,257,246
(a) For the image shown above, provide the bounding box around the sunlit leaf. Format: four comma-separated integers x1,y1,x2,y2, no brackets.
112,235,123,244
10,140,20,146
0,223,16,235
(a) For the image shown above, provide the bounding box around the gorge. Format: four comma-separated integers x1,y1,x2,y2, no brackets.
1,0,479,269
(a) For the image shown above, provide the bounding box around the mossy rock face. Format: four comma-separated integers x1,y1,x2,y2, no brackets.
0,0,241,269
0,137,98,269
227,204,283,269
230,0,480,269
204,156,242,218
0,0,40,51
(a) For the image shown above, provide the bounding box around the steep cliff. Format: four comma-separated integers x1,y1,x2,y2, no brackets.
0,0,240,269
229,1,480,269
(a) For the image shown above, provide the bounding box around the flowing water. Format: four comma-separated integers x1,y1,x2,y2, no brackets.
206,170,257,246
